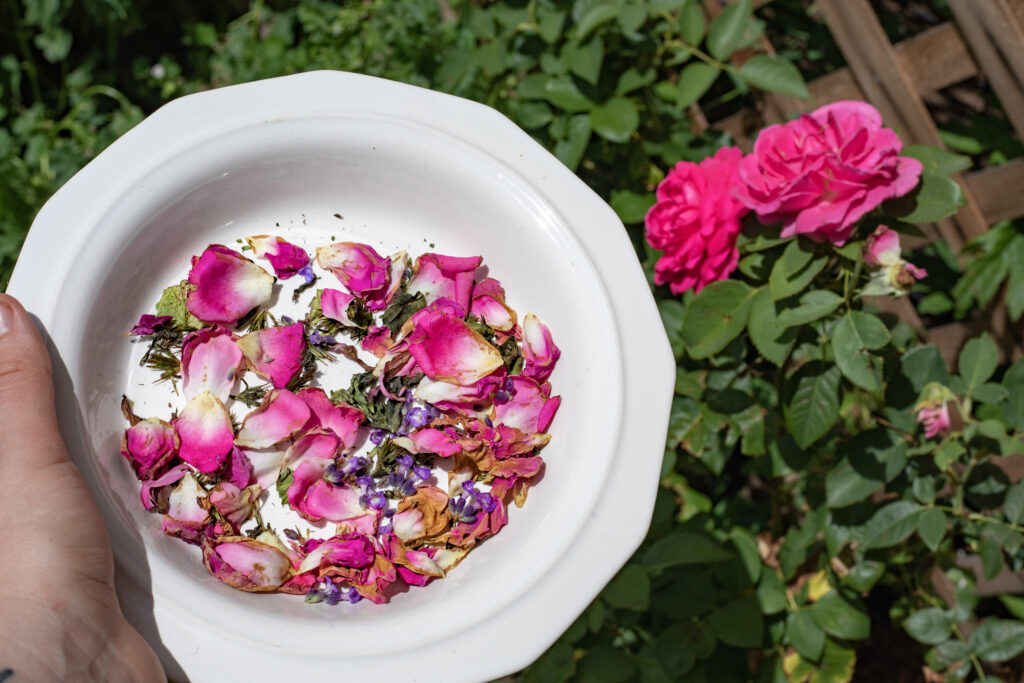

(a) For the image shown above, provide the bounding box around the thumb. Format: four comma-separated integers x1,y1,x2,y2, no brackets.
0,293,67,475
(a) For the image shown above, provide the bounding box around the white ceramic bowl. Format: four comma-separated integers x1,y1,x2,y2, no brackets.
8,71,674,682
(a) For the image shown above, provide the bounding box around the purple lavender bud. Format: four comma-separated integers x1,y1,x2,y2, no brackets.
404,406,432,429
368,491,387,510
476,491,497,512
323,462,345,485
298,264,316,284
504,377,516,394
345,587,363,604
283,528,301,541
387,471,404,489
304,589,324,604
356,475,373,488
281,315,295,324
484,416,494,427
397,454,414,469
359,493,370,507
341,456,364,475
463,503,479,519
383,508,396,518
462,480,476,494
379,523,393,535
369,428,387,445
400,478,417,497
494,390,510,404
413,465,431,481
449,497,465,515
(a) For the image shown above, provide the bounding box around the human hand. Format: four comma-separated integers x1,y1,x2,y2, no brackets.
0,293,164,682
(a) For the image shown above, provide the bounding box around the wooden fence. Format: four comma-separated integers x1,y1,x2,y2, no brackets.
697,0,1024,365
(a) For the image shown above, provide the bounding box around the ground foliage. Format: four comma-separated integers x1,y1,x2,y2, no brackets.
4,1,1024,681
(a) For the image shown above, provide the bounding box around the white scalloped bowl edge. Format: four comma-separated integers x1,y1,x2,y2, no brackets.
8,71,673,682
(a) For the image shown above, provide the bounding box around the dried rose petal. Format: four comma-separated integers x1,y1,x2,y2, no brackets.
121,417,179,480
186,245,275,324
226,447,256,488
208,482,261,529
470,278,516,333
129,314,173,336
406,253,481,314
413,370,505,415
140,463,191,511
394,486,450,543
361,325,394,358
296,387,363,449
203,537,294,592
181,327,243,402
404,308,503,385
316,242,390,306
162,472,211,543
239,447,284,492
320,289,359,326
235,389,311,448
494,376,561,434
237,323,306,390
366,251,408,311
174,391,235,473
245,235,310,280
295,533,376,574
394,427,462,458
283,430,341,470
287,458,364,523
518,313,560,382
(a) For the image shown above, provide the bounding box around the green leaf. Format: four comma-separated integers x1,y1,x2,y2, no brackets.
918,508,947,552
769,243,827,301
610,190,654,224
543,76,594,112
905,608,953,645
554,114,592,171
968,619,1024,662
810,591,871,641
1005,236,1024,320
1005,481,1024,525
682,280,757,359
616,67,655,95
574,0,623,38
899,345,950,394
959,332,998,395
747,287,796,366
587,599,605,632
730,528,762,583
883,171,966,223
998,595,1024,621
775,290,842,327
787,611,826,661
757,571,788,615
154,282,203,329
618,3,647,33
520,641,576,683
903,145,972,174
667,396,701,449
709,596,763,648
275,467,294,507
738,55,810,98
602,564,650,611
845,561,885,592
576,645,635,683
643,532,733,570
861,501,924,549
825,429,907,508
679,0,705,45
832,311,890,392
565,38,603,86
706,0,752,60
589,96,639,143
814,639,857,682
658,299,686,360
785,364,841,449
537,8,567,43
973,382,1008,403
980,531,1005,581
1004,359,1024,432
675,62,720,108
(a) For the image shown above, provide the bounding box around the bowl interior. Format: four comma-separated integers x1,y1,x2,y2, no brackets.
62,115,622,654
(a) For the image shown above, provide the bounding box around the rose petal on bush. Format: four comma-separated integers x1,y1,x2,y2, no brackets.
129,314,172,336
237,323,306,390
297,387,364,449
407,253,481,313
235,389,310,448
246,235,310,279
203,537,294,592
316,242,390,305
140,464,190,511
209,482,261,529
181,327,243,402
174,391,235,473
121,417,179,480
186,245,275,324
470,278,517,333
494,376,560,434
405,308,502,385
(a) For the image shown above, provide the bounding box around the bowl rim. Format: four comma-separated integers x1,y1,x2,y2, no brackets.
9,70,675,682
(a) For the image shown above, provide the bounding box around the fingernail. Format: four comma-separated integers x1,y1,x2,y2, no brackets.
0,299,13,337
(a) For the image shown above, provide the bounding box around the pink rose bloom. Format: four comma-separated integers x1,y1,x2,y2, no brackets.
645,146,749,294
733,101,923,246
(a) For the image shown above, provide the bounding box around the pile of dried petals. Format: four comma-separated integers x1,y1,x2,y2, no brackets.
121,237,560,604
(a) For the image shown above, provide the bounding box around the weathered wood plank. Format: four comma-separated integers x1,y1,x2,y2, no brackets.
965,158,1024,225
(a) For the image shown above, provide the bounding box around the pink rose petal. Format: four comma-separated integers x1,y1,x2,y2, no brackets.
394,427,463,457
320,289,359,326
519,313,560,382
296,534,376,574
209,482,261,530
121,417,179,480
361,325,394,358
494,376,560,434
129,314,172,336
174,391,235,473
181,326,243,402
284,429,341,469
316,242,391,307
203,537,294,592
162,472,211,543
186,245,275,324
246,235,310,280
287,458,365,523
413,369,505,415
405,308,503,385
406,253,481,313
235,389,311,448
470,278,517,332
237,323,306,390
297,387,364,449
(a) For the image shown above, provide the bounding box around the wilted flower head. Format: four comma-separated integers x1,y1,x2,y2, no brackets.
916,382,956,440
861,225,927,297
